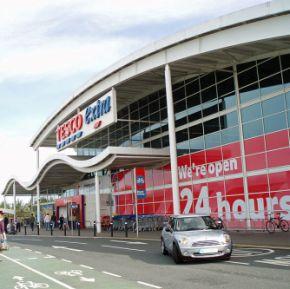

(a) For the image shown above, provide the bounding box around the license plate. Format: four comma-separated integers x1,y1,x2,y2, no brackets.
199,248,218,254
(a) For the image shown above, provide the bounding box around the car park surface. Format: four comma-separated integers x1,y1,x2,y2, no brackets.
1,234,289,289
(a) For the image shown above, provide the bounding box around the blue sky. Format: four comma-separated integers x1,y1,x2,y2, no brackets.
0,0,268,199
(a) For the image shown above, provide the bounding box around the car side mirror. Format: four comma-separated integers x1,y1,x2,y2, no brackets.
165,224,173,232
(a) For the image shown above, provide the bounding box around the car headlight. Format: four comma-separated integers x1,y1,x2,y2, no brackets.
223,233,231,244
177,237,189,246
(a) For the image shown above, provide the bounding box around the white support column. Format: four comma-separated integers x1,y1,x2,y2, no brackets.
36,148,40,170
13,181,16,222
165,64,180,215
233,64,251,229
36,183,41,226
95,172,101,233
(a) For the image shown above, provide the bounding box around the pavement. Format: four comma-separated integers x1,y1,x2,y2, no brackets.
13,226,290,249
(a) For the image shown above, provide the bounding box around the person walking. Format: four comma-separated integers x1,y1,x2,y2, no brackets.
30,213,35,231
59,214,64,230
4,215,8,234
51,212,56,229
0,211,7,250
44,213,51,231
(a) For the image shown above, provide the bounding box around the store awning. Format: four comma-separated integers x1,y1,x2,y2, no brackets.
2,147,170,196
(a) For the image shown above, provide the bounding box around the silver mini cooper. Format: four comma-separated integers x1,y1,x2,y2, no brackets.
161,215,232,263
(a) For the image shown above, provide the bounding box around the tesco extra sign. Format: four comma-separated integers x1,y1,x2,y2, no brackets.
56,89,117,150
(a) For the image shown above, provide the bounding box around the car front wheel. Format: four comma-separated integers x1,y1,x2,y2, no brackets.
161,239,168,255
172,244,183,264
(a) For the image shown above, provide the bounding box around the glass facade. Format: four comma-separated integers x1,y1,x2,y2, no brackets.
76,53,290,229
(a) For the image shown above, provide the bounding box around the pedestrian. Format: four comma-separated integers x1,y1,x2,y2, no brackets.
4,215,8,234
30,213,35,231
0,210,7,250
59,214,64,230
44,213,51,231
16,217,21,232
51,212,56,229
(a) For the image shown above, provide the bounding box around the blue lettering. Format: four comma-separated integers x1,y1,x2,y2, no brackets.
85,107,92,124
92,105,98,120
105,96,111,113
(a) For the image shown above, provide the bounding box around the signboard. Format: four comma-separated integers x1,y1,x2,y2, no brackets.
56,88,117,150
135,168,146,199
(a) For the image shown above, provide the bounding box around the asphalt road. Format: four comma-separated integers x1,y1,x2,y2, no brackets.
1,235,289,289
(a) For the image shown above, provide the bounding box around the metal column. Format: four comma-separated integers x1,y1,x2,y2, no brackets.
36,183,41,225
233,64,251,229
95,172,101,233
13,181,16,222
165,64,180,215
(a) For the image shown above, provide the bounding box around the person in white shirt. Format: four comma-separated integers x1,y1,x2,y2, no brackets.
44,213,51,231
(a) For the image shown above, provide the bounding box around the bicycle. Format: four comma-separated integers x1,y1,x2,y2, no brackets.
266,213,289,233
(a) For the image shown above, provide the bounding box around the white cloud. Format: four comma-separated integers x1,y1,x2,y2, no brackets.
0,37,144,81
0,0,267,82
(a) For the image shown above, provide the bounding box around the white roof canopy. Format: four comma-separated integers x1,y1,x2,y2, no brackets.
2,147,169,196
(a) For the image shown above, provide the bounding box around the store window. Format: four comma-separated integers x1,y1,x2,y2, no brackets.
264,112,287,134
262,94,285,116
241,103,262,122
243,119,264,139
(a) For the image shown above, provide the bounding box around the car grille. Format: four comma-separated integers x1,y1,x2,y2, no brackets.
192,240,221,247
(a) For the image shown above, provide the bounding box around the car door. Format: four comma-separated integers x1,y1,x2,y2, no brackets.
163,217,175,253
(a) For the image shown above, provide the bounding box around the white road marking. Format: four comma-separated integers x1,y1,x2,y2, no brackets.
0,253,76,289
54,240,87,245
101,245,146,252
226,261,250,265
13,276,24,281
35,251,42,254
80,277,95,282
80,264,94,270
52,245,83,252
11,238,42,242
55,270,83,277
27,257,38,260
137,281,162,288
25,249,32,252
255,258,290,266
12,246,20,249
44,255,56,259
231,248,274,257
102,271,122,278
61,259,72,263
110,240,147,245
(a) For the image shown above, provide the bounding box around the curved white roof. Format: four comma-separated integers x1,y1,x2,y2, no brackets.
30,0,290,149
2,147,169,196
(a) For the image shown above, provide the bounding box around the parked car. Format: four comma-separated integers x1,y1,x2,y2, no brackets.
161,214,232,263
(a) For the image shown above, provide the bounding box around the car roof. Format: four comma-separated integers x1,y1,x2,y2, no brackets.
171,214,209,219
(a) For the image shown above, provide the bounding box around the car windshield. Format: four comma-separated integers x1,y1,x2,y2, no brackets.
174,216,217,231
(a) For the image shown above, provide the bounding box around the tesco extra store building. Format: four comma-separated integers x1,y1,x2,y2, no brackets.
2,0,290,232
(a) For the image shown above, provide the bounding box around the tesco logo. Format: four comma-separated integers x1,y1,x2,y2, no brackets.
56,93,115,150
56,114,83,143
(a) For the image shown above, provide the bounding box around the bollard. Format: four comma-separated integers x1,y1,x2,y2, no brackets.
125,222,128,238
78,222,80,236
50,223,53,236
24,225,27,235
64,223,67,236
110,222,113,237
93,221,96,237
37,223,40,235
